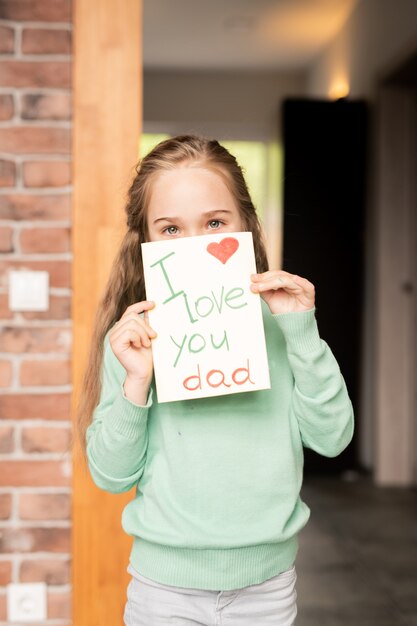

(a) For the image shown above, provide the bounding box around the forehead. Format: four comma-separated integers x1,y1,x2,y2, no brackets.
147,166,237,213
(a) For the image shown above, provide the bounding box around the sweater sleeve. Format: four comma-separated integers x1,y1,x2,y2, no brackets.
272,306,354,458
86,333,153,493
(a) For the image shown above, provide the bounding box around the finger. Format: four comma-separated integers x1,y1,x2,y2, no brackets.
112,325,152,349
112,320,151,348
250,270,295,282
112,313,156,339
111,327,142,350
123,300,155,316
113,314,153,337
144,309,154,329
116,312,157,338
250,276,301,293
292,274,315,290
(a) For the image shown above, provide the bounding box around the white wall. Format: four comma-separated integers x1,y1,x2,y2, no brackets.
308,0,417,99
143,70,306,140
307,0,417,472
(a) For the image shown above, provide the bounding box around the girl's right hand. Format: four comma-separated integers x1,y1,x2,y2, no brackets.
109,301,157,403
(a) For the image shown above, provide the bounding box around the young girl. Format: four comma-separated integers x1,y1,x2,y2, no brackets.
77,134,354,625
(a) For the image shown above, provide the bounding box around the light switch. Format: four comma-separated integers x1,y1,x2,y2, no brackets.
8,270,49,311
7,582,47,622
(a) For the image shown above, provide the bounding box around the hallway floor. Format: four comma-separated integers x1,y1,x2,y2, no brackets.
296,474,417,626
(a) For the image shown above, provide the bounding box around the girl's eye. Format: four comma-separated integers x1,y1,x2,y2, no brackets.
208,220,223,229
164,226,179,235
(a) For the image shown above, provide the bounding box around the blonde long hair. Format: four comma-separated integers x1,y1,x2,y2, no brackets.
76,134,270,457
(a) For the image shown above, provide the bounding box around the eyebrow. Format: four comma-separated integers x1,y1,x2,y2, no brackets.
152,209,233,225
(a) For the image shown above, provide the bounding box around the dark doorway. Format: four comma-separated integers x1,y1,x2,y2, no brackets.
282,98,367,474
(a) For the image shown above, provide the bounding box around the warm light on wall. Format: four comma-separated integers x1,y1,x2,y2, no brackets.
328,78,350,100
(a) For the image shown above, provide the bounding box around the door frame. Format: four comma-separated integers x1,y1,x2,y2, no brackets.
375,79,417,486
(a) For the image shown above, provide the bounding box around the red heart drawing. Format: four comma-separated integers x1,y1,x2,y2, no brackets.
207,237,239,264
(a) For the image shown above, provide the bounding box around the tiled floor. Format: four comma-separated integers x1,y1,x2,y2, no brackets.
296,474,417,626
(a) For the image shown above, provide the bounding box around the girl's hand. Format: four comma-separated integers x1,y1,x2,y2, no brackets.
109,301,157,404
250,270,315,314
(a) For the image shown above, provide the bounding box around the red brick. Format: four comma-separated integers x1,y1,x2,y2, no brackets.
0,93,14,120
0,327,71,353
0,159,16,187
0,493,12,519
0,0,72,21
21,92,71,120
23,295,71,320
0,127,70,154
0,461,71,487
0,426,14,453
22,427,70,454
20,558,70,584
23,161,71,188
0,193,71,220
0,226,13,252
0,294,13,319
20,226,71,252
22,28,71,54
0,360,12,387
0,561,12,585
0,61,71,88
0,25,14,53
0,393,70,420
0,260,70,288
19,492,70,519
20,359,70,386
0,527,70,552
48,591,71,619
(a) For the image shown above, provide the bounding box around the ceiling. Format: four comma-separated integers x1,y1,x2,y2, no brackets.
143,0,359,71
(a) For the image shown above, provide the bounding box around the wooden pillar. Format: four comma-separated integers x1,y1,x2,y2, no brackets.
71,1,142,623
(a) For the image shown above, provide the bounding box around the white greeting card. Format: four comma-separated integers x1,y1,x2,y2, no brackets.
141,232,271,403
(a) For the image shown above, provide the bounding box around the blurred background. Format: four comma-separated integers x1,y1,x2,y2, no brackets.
0,0,417,624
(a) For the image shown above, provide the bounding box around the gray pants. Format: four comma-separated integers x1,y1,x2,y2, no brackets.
124,562,297,625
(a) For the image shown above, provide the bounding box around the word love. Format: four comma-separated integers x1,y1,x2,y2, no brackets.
183,359,254,392
150,251,248,324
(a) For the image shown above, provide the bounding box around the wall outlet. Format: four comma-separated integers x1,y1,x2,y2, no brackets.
7,582,47,622
8,270,49,311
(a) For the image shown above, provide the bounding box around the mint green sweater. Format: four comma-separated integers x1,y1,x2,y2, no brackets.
86,300,354,591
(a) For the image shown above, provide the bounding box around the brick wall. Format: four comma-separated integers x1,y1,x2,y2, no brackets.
0,1,72,623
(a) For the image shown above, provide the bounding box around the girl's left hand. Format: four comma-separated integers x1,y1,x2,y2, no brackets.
250,270,315,314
